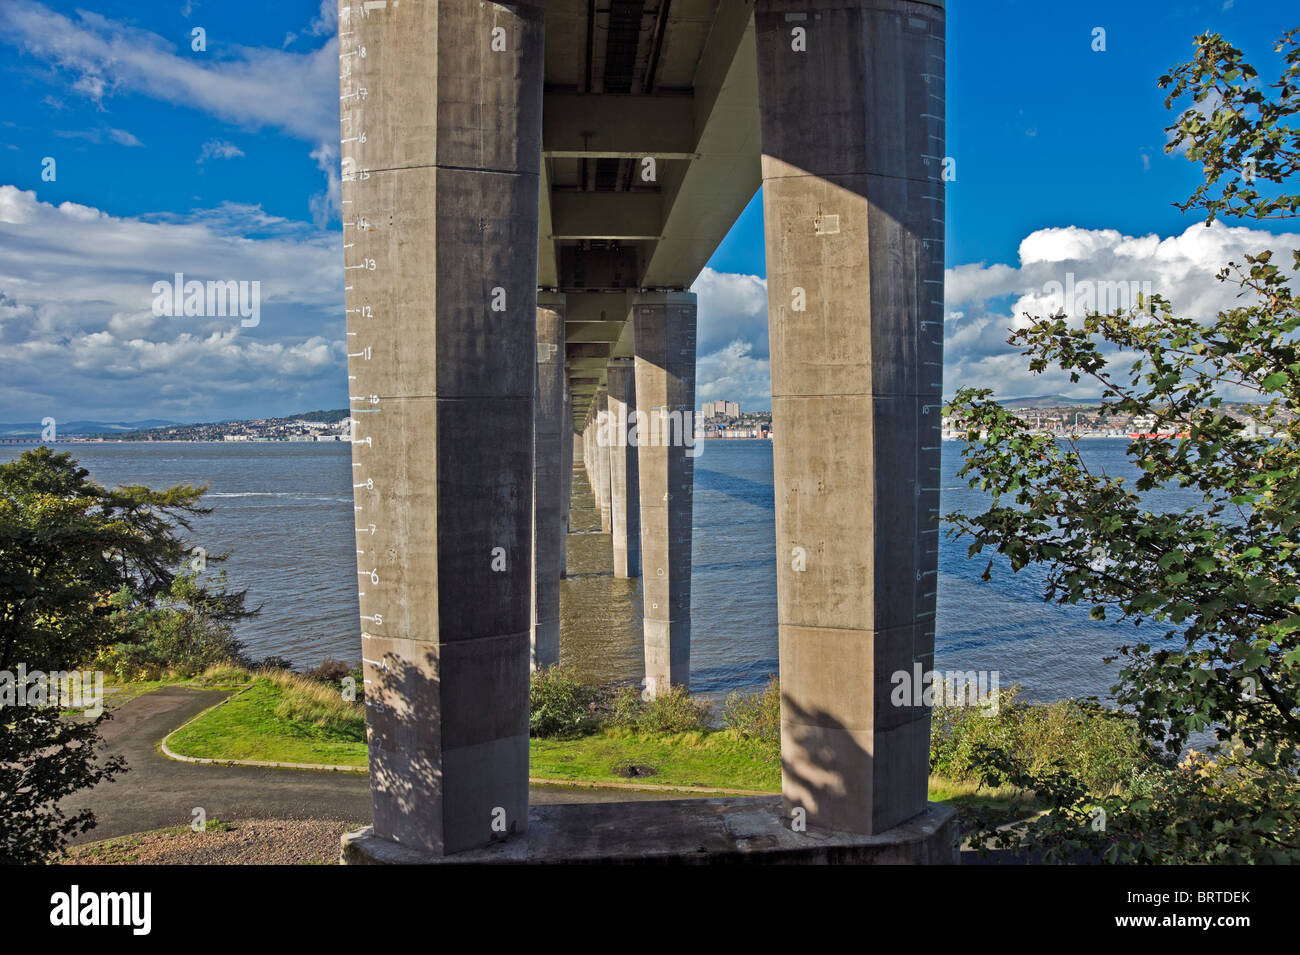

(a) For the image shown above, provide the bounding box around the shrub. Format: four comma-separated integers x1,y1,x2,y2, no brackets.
195,662,253,685
603,685,644,728
95,579,250,681
636,686,712,734
306,658,354,685
95,641,167,682
529,666,600,738
255,655,295,672
721,677,781,742
929,684,1158,794
347,663,365,704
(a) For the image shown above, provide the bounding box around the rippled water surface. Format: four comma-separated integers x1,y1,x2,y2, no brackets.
2,438,1190,703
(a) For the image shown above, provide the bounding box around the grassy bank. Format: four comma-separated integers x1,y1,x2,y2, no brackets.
159,666,1152,818
163,674,1030,806
165,667,367,767
530,727,778,791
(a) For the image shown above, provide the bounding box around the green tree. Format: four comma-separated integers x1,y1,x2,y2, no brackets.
0,706,125,864
946,29,1300,863
0,446,249,672
0,446,251,861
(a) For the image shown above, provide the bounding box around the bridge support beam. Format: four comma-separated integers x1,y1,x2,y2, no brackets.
755,0,946,835
343,0,544,856
594,386,613,534
532,293,566,668
632,292,697,696
561,386,573,579
605,358,641,579
582,415,595,502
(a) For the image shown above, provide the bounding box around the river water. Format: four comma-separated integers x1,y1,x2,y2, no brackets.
1,438,1188,704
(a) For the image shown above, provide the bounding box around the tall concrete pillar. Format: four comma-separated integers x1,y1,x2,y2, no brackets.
606,358,641,579
755,0,946,835
594,386,613,534
560,384,573,578
583,414,593,499
583,414,595,501
632,293,697,696
340,0,544,855
532,294,566,668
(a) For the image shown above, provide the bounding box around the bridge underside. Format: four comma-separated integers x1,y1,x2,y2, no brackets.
339,0,947,860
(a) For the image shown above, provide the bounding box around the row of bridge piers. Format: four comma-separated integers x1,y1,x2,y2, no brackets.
340,0,948,860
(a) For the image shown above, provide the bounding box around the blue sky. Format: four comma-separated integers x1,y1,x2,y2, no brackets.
0,0,1296,423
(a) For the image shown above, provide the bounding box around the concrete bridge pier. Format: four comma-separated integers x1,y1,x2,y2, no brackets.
584,410,599,525
340,0,545,856
560,384,573,579
341,0,956,864
605,357,641,579
594,386,613,534
755,0,947,835
632,292,697,697
581,413,592,497
532,293,566,669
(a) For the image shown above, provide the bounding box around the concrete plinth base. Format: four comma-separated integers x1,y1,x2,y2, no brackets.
340,797,957,865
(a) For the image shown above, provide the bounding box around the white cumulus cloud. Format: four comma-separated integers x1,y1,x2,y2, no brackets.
0,185,344,423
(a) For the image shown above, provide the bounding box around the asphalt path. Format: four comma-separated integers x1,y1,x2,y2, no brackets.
63,685,683,844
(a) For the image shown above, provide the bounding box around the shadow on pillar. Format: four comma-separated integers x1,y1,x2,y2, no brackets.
754,0,945,837
364,651,528,857
780,693,932,836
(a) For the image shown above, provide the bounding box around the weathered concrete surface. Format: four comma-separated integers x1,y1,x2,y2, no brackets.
341,798,957,864
339,0,544,856
755,0,946,835
632,292,697,696
533,294,566,668
582,419,591,493
594,386,613,533
605,358,641,579
561,388,574,578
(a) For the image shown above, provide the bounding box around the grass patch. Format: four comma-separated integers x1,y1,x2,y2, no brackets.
165,677,368,767
530,726,779,792
156,670,1047,817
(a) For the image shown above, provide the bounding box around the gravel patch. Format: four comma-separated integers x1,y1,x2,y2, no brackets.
61,818,367,865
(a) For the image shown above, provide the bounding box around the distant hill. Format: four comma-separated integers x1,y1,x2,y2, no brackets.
0,419,177,437
0,409,352,440
996,394,1099,408
285,409,351,425
104,409,353,440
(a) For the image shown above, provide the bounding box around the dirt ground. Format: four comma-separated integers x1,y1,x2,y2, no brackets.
60,818,368,865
